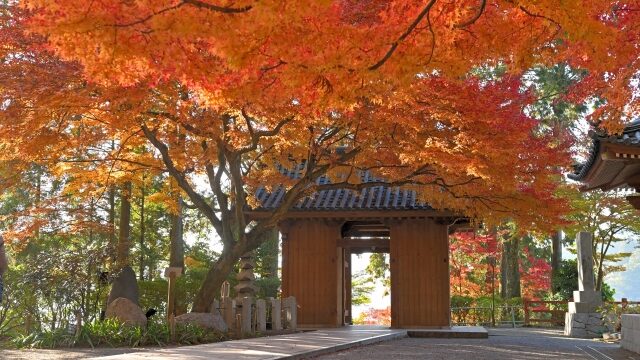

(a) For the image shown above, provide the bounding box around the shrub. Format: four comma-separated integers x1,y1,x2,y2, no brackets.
12,318,229,349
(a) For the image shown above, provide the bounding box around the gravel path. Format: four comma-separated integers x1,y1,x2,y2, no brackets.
314,328,639,360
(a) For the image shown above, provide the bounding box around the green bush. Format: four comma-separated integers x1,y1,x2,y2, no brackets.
451,295,474,308
599,301,640,332
12,318,229,349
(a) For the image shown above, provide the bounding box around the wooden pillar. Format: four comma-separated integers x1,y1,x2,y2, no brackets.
343,250,352,325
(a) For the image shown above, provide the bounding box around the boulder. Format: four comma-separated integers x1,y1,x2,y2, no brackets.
174,311,228,332
107,266,140,306
105,297,147,327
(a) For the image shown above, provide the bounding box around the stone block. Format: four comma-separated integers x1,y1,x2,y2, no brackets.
283,296,297,330
569,301,599,313
573,290,602,305
240,297,253,334
222,298,236,331
256,299,266,332
565,312,604,338
105,297,147,327
174,312,228,332
587,314,603,326
271,298,282,331
620,320,640,354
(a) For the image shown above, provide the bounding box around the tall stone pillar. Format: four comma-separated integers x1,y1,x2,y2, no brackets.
564,232,606,338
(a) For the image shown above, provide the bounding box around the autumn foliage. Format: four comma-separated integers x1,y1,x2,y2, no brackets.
450,231,551,301
2,1,639,310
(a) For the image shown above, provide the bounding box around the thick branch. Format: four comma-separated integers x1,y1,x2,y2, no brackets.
113,0,251,27
237,113,294,154
183,0,252,13
141,124,223,234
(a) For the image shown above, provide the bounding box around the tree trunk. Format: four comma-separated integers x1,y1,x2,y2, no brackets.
500,240,508,299
191,243,244,312
108,185,116,264
551,230,562,291
508,237,521,298
500,233,521,299
139,180,145,281
596,262,605,291
116,182,132,269
169,196,184,269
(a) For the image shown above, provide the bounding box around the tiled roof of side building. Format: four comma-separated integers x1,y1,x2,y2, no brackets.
253,168,433,212
569,120,640,181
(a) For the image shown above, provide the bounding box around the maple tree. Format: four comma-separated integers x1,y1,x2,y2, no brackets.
3,1,638,312
450,231,551,301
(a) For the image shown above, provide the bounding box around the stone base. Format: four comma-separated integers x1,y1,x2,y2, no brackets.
564,312,605,338
622,314,640,354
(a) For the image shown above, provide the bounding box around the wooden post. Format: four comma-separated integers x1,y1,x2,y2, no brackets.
271,298,282,330
524,299,530,326
164,267,183,343
256,299,266,332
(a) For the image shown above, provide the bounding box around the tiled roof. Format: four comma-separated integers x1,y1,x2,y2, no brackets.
570,120,640,181
254,168,432,212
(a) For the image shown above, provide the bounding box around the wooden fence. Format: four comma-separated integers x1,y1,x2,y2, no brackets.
523,300,567,326
523,299,640,327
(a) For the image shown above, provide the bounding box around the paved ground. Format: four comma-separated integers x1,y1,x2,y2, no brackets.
0,347,147,360
88,327,405,360
315,328,639,360
2,327,638,360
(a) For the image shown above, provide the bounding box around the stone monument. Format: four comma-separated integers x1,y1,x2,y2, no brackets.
564,232,606,338
235,252,258,300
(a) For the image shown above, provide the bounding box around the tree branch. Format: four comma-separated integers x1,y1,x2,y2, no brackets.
454,0,487,29
183,0,252,13
237,113,294,154
141,124,223,234
113,0,251,27
369,0,437,70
